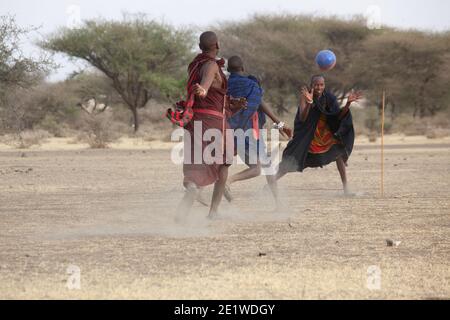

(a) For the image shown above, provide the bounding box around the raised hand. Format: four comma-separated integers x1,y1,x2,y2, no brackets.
300,86,314,104
280,126,293,139
347,90,363,104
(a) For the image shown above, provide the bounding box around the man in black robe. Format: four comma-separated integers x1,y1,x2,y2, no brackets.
275,75,362,196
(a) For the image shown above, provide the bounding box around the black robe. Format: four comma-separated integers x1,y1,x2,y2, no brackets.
279,91,355,173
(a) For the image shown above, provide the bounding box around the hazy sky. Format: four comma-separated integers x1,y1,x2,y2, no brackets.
4,0,450,81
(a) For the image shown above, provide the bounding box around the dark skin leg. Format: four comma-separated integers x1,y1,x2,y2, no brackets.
227,163,281,209
268,165,289,210
208,165,229,218
336,157,351,195
175,183,199,223
228,164,261,185
275,166,288,181
266,173,283,210
195,187,209,207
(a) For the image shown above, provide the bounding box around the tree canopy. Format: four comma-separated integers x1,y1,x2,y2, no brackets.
218,14,450,118
41,15,195,131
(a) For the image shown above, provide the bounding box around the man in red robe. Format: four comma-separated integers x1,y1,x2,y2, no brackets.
176,31,246,221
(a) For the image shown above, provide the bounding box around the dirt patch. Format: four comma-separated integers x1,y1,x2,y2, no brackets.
0,137,449,299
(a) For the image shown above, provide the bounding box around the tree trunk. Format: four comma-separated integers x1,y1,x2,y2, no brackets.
131,106,139,132
390,100,396,121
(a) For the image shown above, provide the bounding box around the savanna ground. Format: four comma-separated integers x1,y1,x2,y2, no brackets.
0,135,449,300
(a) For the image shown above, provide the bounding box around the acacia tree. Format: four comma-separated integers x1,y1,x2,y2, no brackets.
0,16,52,91
0,15,53,133
41,15,194,131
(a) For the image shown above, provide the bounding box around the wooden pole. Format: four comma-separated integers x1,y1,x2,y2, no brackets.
381,90,386,197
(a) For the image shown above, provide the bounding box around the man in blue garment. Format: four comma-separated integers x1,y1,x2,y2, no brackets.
224,56,292,205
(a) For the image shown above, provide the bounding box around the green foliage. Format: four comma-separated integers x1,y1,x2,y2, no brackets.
0,15,53,95
218,14,373,113
41,14,194,130
0,15,54,133
218,14,450,118
354,30,450,117
3,13,450,138
144,72,187,100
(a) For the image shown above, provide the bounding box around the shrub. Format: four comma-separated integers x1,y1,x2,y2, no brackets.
0,129,52,149
77,112,120,148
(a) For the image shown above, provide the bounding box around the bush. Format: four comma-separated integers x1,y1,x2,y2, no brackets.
0,129,52,149
36,114,66,137
426,128,450,139
76,112,120,148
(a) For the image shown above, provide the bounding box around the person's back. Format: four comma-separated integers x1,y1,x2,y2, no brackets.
227,56,264,132
223,56,290,208
227,73,265,132
192,57,227,114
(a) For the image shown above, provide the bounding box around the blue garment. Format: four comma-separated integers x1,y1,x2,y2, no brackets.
227,73,266,131
227,73,269,166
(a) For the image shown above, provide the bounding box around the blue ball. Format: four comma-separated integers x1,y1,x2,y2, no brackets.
315,50,337,71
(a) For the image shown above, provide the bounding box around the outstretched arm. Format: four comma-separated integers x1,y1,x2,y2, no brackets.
260,100,280,123
192,61,219,97
339,90,363,119
298,86,314,122
260,100,293,139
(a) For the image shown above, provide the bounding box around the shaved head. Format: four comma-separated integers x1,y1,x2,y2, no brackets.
199,31,219,52
227,56,244,73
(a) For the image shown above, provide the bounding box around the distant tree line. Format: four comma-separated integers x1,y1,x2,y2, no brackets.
218,14,450,120
1,13,449,134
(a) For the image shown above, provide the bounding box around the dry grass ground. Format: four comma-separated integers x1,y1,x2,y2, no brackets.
0,135,449,299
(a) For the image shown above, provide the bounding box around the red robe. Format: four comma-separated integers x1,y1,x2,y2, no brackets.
183,54,234,188
309,114,339,154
